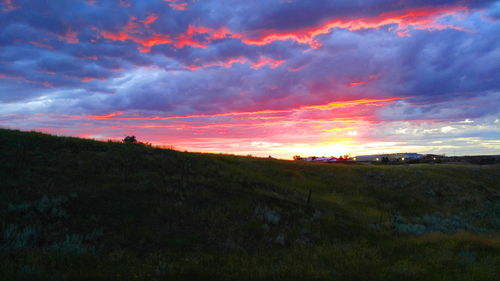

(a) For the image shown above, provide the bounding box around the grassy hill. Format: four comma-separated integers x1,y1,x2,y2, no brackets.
1,128,499,281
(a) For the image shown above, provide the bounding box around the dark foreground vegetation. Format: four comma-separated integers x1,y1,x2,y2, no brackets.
1,129,499,281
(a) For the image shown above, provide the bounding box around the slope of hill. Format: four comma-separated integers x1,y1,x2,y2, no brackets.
1,129,499,281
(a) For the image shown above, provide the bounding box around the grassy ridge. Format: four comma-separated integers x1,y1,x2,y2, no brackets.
0,128,499,280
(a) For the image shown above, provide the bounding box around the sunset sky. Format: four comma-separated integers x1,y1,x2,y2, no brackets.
1,0,499,159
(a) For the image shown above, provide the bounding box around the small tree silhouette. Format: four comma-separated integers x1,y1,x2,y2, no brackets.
123,136,137,144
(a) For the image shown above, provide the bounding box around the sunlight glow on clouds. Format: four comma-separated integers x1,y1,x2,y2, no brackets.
0,0,499,158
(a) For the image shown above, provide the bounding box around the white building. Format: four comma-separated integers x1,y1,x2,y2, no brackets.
303,156,337,162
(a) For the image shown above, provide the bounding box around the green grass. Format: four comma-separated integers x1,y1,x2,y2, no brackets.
1,128,499,280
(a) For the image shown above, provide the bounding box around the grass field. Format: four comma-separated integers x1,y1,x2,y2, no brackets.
1,128,499,280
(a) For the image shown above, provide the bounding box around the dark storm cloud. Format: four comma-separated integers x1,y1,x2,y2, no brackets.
234,0,497,30
0,0,498,124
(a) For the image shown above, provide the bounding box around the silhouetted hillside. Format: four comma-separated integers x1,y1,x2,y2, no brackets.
1,129,499,281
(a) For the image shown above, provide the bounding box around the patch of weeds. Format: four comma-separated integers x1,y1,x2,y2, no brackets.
1,194,103,254
1,224,37,250
50,234,87,254
391,205,500,235
254,205,281,225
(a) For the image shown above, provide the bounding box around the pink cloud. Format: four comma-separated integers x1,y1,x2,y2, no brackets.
58,29,79,44
102,5,471,52
101,31,129,41
142,14,158,25
186,56,286,71
135,33,173,52
81,77,107,83
186,57,247,71
118,0,131,8
241,5,469,48
2,0,18,11
251,56,285,69
29,41,55,50
69,96,412,121
101,22,242,52
348,75,379,87
87,111,125,119
164,0,187,11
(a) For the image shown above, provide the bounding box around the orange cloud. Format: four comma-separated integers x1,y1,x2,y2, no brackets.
101,31,129,41
251,56,285,69
174,38,207,48
164,0,187,11
348,75,380,87
186,56,286,71
312,119,370,124
170,2,187,11
59,29,79,44
242,5,468,47
301,97,411,110
79,96,412,121
98,5,469,53
348,81,368,87
209,26,231,40
81,77,107,83
142,14,158,25
123,17,141,33
174,25,212,48
322,126,357,132
175,25,243,48
288,65,304,72
208,26,243,40
102,30,172,52
186,57,247,71
98,6,466,56
87,111,125,119
101,17,244,52
135,33,173,52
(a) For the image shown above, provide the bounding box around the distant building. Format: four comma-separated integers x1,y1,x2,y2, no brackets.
302,156,338,163
352,155,382,162
296,153,425,163
352,153,423,162
397,153,423,160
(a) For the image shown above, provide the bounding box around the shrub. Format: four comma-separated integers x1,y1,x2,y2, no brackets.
123,136,137,143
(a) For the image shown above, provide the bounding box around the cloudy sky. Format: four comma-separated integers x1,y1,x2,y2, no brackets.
1,0,499,158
